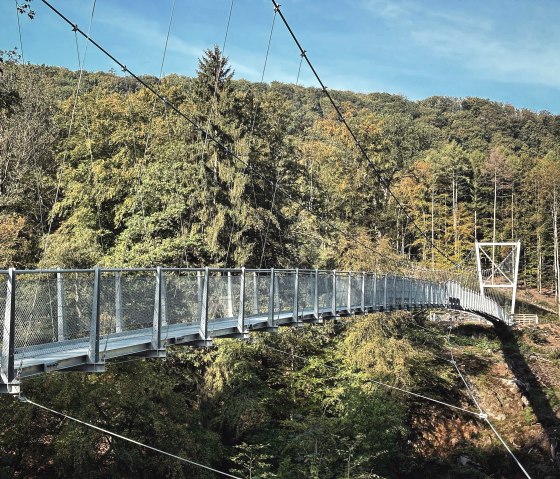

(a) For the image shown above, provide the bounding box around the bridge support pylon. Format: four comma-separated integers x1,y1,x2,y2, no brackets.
475,241,520,317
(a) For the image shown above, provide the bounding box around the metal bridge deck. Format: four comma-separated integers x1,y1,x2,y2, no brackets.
1,267,505,393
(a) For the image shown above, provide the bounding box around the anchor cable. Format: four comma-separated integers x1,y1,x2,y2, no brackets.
270,0,456,266
20,396,243,479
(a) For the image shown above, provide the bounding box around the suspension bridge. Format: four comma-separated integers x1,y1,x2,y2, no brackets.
1,0,519,395
0,0,519,396
1,1,539,478
0,265,507,394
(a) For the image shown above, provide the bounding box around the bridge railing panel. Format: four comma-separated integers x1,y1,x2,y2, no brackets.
413,280,421,306
296,270,314,316
350,273,362,310
244,271,271,318
273,270,296,317
318,271,334,315
0,271,8,380
101,270,156,338
386,275,396,309
375,274,386,310
397,277,404,308
11,271,96,359
364,273,376,309
61,271,94,341
163,269,200,327
14,272,58,353
335,272,349,311
207,271,241,325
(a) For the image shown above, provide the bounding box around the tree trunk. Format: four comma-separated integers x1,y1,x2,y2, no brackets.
553,188,560,319
492,168,498,283
431,189,435,269
452,171,458,257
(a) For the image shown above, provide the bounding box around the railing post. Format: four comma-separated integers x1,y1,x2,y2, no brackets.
197,270,203,320
361,272,366,312
238,268,245,334
428,282,432,307
152,267,162,350
88,267,101,367
393,276,397,309
227,271,234,318
57,268,66,341
267,268,276,329
372,273,377,310
115,271,123,333
199,267,209,342
347,272,352,313
253,271,259,314
161,270,168,327
331,270,337,316
2,269,16,389
409,278,414,309
293,268,300,324
383,275,388,310
274,272,280,313
313,269,319,320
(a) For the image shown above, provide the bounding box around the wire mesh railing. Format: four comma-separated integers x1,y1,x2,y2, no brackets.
0,266,506,390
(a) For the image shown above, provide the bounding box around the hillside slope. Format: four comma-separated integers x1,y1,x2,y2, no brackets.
0,314,558,478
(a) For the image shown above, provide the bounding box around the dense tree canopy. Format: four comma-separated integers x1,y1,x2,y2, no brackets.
1,49,560,478
3,50,560,286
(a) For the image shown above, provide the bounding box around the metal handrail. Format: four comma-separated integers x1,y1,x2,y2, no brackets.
0,265,507,394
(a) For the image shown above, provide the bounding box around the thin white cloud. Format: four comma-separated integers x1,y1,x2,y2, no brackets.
93,5,202,61
360,0,560,90
229,59,261,79
80,3,265,82
360,0,413,19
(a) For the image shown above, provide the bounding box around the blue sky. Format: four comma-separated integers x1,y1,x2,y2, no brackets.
1,0,559,113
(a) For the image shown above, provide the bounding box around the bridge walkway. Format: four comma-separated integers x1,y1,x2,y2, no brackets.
0,267,505,393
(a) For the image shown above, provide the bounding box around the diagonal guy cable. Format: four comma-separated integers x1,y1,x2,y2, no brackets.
270,0,456,266
20,396,242,479
445,327,532,479
38,0,440,275
261,343,481,417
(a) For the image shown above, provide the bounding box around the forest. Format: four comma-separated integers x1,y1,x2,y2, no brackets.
2,48,560,287
1,46,560,478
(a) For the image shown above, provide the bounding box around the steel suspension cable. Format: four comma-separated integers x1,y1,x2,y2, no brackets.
445,326,532,478
15,0,98,384
254,8,279,267
38,0,454,278
265,319,530,476
295,50,305,86
270,0,456,266
13,2,50,235
137,0,177,237
14,0,26,63
260,343,482,418
43,0,97,251
20,397,243,479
